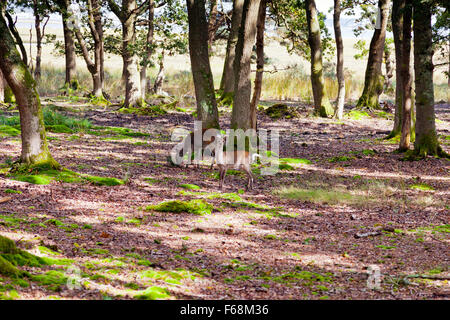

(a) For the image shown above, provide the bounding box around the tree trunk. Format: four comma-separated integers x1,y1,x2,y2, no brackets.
73,1,103,99
121,1,143,107
0,13,58,168
399,2,412,151
384,46,394,91
333,0,345,120
33,0,42,81
356,0,390,110
231,0,261,130
389,0,404,138
208,0,218,52
153,53,165,95
140,0,154,98
220,0,244,95
412,0,441,156
93,0,104,86
250,0,266,130
306,0,334,117
187,0,220,129
60,0,77,88
0,68,4,102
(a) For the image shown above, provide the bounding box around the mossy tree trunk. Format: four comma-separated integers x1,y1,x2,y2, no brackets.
220,0,244,94
250,0,266,130
231,0,261,130
187,0,220,129
333,0,345,120
412,0,442,156
389,0,404,138
0,12,58,168
306,0,334,118
399,2,412,151
356,0,390,110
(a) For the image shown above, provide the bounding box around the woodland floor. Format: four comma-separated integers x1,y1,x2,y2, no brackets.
0,98,448,300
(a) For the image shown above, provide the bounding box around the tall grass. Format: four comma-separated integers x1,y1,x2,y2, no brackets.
35,63,447,105
36,65,124,98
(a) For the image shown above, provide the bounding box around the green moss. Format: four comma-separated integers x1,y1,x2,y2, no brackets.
134,286,171,300
265,104,298,119
409,183,434,191
328,155,354,163
279,158,312,165
219,92,234,107
31,270,67,292
9,167,123,186
346,110,370,120
145,199,214,215
278,163,295,171
119,105,167,117
4,189,22,194
45,125,73,134
178,184,200,190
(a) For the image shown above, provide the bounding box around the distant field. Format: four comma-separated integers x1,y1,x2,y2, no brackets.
17,26,448,102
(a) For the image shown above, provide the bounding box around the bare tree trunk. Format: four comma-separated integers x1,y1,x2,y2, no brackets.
140,0,154,98
187,0,220,129
220,0,244,95
122,1,142,107
0,12,58,168
56,0,78,88
389,0,404,138
108,0,143,107
250,0,266,130
153,52,165,95
384,46,394,91
208,0,218,52
356,0,390,110
62,16,77,88
306,0,334,117
399,2,412,151
231,0,261,130
333,0,345,120
73,0,103,97
412,0,442,156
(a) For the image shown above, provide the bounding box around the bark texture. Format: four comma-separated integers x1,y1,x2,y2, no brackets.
220,0,244,94
389,0,404,137
356,0,390,110
306,0,334,117
413,0,441,156
187,0,220,129
399,2,412,151
231,0,261,130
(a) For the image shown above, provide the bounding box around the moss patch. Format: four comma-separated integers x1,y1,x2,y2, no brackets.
145,199,214,215
9,167,123,186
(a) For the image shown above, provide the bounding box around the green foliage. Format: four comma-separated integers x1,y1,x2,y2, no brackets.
134,286,171,300
0,125,20,138
270,0,334,59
